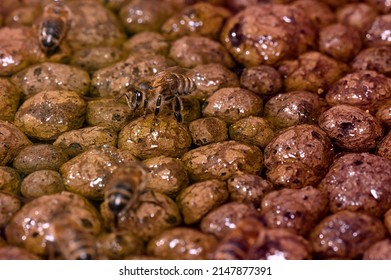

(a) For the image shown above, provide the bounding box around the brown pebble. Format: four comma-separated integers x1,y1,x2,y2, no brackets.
200,202,258,239
240,65,282,96
13,144,69,175
319,153,391,217
261,186,328,236
363,239,391,260
202,87,263,124
318,105,383,152
97,231,144,260
20,170,65,199
182,140,263,182
143,156,189,198
60,145,137,200
0,167,21,194
310,210,386,259
227,174,272,208
0,120,32,166
176,179,228,224
147,227,218,260
53,126,118,157
189,117,228,146
14,90,87,141
5,191,102,257
118,114,192,160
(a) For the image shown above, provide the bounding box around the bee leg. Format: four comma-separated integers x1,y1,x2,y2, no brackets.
113,214,119,230
152,94,163,128
134,90,145,114
122,91,136,113
154,94,162,118
173,95,183,123
143,96,149,119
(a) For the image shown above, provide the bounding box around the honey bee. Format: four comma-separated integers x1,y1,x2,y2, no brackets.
212,214,265,260
37,1,72,54
47,216,98,260
124,66,197,123
103,162,150,227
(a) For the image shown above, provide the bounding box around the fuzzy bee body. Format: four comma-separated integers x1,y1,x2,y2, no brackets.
213,215,264,260
38,2,71,54
48,217,98,260
104,162,149,226
124,67,197,122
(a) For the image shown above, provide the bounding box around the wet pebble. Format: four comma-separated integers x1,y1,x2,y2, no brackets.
239,65,282,96
227,174,272,208
352,46,391,76
261,186,328,236
5,5,40,27
189,117,228,146
191,63,239,101
161,2,231,40
14,90,87,140
0,167,21,194
0,246,40,260
384,208,391,234
278,51,349,94
229,116,274,148
143,156,189,198
53,126,118,157
0,78,20,122
97,231,144,260
337,3,378,35
318,105,383,152
292,0,335,29
264,91,325,130
176,179,228,224
123,32,170,56
20,170,65,198
71,46,124,73
169,36,235,69
5,191,102,257
376,99,391,127
309,210,386,259
119,0,178,34
318,23,362,62
118,114,192,160
363,239,391,260
319,153,391,217
86,98,132,132
66,0,126,49
264,124,334,189
181,140,263,181
365,14,391,47
202,87,263,124
212,215,265,260
378,130,391,160
13,144,68,175
11,62,90,100
0,191,21,230
60,145,137,200
0,120,32,166
200,202,258,239
147,227,217,260
326,70,391,113
0,27,44,76
220,3,316,67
